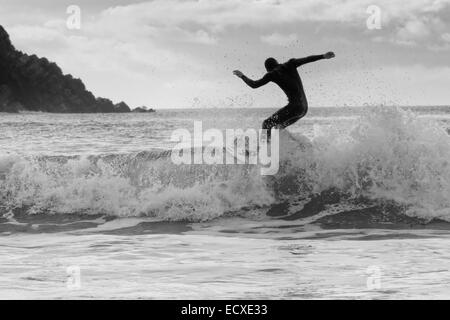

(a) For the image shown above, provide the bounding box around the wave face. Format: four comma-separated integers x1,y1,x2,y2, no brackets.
1,107,450,222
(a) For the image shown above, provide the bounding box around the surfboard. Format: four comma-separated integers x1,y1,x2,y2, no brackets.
278,129,312,151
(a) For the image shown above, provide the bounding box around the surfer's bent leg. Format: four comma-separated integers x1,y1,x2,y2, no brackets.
262,103,306,140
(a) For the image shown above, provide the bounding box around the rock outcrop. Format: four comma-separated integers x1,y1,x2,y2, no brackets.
132,106,156,113
114,101,131,113
0,25,141,113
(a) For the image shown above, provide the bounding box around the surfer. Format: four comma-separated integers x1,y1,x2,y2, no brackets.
233,52,335,140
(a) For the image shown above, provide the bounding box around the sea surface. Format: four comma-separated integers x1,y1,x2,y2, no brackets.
1,106,450,299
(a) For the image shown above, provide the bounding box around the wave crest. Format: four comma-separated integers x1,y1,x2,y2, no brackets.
1,107,449,222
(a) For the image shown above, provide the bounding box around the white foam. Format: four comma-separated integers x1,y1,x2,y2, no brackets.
1,107,449,222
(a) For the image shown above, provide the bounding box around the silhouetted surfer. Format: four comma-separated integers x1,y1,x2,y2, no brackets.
233,52,335,139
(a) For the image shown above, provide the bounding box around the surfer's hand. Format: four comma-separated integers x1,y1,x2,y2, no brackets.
324,52,335,59
233,70,244,78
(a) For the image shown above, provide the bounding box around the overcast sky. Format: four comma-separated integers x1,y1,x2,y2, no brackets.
1,0,449,108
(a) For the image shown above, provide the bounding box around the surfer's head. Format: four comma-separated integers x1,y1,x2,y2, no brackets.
264,57,278,72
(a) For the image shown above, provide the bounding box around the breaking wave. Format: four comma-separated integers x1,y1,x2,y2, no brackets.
1,107,450,222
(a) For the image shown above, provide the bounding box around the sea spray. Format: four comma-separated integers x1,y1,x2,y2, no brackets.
1,107,449,222
280,107,450,220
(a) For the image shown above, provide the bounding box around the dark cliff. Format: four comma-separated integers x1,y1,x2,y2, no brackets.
0,25,133,113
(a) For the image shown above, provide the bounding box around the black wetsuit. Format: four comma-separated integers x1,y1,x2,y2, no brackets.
241,54,326,136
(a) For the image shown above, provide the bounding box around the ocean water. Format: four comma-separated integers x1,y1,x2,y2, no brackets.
1,106,450,299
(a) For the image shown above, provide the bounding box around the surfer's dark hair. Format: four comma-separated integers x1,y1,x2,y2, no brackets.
264,57,278,71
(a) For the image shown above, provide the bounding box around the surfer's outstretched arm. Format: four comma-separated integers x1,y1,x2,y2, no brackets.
233,70,271,89
292,52,335,67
